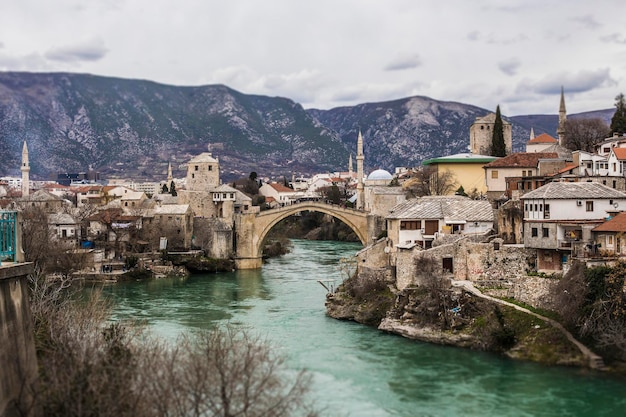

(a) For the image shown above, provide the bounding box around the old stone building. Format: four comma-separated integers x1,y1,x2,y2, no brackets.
469,112,512,156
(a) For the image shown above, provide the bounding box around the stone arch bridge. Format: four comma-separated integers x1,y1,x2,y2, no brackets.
234,202,382,269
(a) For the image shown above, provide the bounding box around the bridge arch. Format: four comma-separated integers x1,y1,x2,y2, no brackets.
235,202,372,269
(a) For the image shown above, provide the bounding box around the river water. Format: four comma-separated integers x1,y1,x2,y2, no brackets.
100,239,626,417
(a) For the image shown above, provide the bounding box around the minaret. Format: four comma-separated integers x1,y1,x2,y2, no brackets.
21,141,30,197
557,86,567,145
348,154,353,176
356,130,364,210
167,161,173,184
530,127,535,140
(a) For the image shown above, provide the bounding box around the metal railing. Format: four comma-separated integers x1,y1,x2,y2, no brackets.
0,211,17,265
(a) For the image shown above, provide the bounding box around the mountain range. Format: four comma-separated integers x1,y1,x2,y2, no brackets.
0,72,615,182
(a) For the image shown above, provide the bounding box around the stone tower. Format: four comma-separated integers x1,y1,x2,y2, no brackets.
356,130,364,210
185,152,220,191
557,86,567,145
20,141,30,197
469,112,512,155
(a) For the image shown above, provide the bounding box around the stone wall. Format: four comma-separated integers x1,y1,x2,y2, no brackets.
193,217,233,259
0,263,39,417
395,238,537,290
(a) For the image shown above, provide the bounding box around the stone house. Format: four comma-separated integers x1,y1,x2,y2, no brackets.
87,208,142,257
592,211,626,257
521,182,626,271
152,204,193,250
483,152,559,200
16,189,67,213
48,212,81,243
386,195,494,250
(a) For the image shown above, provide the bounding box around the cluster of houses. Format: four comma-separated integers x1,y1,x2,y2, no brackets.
2,89,626,276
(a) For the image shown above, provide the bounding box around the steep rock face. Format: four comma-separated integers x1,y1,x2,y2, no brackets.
1,71,614,181
0,72,347,180
309,97,528,170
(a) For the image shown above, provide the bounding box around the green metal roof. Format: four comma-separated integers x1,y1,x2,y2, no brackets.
422,153,497,165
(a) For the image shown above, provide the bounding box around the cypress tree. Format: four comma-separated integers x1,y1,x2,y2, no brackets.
610,93,626,135
490,105,507,157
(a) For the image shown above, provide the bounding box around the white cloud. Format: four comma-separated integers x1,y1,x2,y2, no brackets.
498,58,521,76
384,54,422,71
44,38,108,63
0,0,624,115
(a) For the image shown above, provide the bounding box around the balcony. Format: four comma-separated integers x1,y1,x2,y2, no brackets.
1,211,20,265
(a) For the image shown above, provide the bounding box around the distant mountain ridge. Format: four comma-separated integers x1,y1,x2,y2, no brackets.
0,72,615,181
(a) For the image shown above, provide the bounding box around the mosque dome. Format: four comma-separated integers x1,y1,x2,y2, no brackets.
367,169,393,181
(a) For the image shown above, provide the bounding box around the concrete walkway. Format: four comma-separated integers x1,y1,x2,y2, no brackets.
452,280,607,370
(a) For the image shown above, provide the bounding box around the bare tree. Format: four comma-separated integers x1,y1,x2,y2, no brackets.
29,282,319,417
562,118,609,152
403,166,457,197
145,328,318,417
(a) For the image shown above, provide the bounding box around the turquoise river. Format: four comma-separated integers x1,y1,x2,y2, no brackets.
99,239,626,417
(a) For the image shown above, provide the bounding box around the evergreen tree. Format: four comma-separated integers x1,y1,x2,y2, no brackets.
170,181,177,196
610,93,626,135
490,105,507,157
161,183,168,194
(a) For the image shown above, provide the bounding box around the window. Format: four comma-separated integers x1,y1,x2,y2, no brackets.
491,170,499,179
544,204,550,219
542,228,549,238
608,235,614,245
400,220,420,230
522,170,526,177
613,180,617,189
586,201,594,212
194,165,198,171
531,227,538,237
209,165,213,171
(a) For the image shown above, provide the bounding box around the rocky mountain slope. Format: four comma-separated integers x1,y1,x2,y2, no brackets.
0,72,615,181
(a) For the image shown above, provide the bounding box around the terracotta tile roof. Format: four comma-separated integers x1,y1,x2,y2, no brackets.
527,133,558,144
42,183,69,189
483,152,558,168
593,212,626,232
550,163,578,176
613,148,626,160
269,183,294,193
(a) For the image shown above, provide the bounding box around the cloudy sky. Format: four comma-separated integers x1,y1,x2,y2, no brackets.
1,0,624,116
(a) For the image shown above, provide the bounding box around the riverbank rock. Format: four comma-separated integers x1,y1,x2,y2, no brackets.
327,276,587,367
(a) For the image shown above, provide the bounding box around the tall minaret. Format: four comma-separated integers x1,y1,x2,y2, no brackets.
348,154,353,176
530,127,535,140
21,141,30,197
356,130,364,210
557,86,567,145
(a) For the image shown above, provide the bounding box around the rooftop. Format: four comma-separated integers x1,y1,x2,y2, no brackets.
483,152,558,169
422,153,497,165
388,195,493,222
593,212,626,233
521,181,626,200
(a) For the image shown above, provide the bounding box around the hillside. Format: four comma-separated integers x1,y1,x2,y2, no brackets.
0,72,616,181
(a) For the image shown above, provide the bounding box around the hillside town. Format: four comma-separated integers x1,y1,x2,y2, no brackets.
3,87,626,417
2,89,626,281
